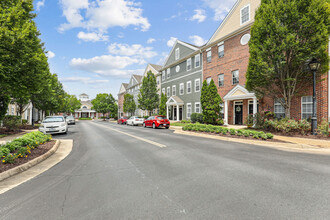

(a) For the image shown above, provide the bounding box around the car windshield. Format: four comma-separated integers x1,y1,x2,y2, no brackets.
43,117,64,123
67,116,74,119
157,116,166,120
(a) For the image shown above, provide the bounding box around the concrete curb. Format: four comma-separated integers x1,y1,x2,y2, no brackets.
0,140,60,182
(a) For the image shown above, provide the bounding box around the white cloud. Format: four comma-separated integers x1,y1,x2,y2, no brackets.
47,51,55,59
60,77,109,84
167,37,177,47
108,43,157,59
117,32,125,38
77,31,109,42
70,55,145,77
147,38,155,44
36,0,45,11
190,9,206,23
189,35,207,46
59,0,150,33
203,0,236,21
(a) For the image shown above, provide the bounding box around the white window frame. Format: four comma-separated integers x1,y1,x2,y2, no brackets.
175,48,180,60
206,77,212,85
195,102,201,113
162,71,165,81
186,58,192,71
301,96,313,120
187,81,192,94
240,4,250,25
179,83,184,95
157,76,160,85
162,88,165,95
218,74,224,87
207,50,212,63
274,98,285,119
218,42,224,58
195,54,200,68
232,70,239,85
195,78,200,92
187,103,192,119
167,87,170,97
172,85,176,96
167,68,171,79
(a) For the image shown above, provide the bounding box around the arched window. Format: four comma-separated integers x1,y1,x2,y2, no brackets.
82,106,87,109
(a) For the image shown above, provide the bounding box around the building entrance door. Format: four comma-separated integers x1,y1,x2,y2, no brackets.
234,102,243,125
179,107,183,121
174,106,177,120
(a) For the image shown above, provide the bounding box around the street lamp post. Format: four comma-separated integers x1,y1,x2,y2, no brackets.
308,58,321,135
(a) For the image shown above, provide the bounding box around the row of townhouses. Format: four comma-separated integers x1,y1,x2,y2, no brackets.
118,0,330,125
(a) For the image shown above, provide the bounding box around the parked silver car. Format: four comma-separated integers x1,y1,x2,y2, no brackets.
126,116,144,126
66,115,75,125
39,116,68,134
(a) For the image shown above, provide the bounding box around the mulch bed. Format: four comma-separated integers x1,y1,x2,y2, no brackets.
0,140,56,174
189,131,289,143
19,125,40,130
0,128,22,136
251,129,330,140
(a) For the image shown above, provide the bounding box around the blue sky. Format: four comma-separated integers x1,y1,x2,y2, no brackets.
33,0,236,100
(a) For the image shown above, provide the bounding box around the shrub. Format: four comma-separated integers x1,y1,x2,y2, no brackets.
3,154,16,164
317,119,329,137
3,115,21,131
79,118,92,120
222,128,228,135
229,128,236,135
243,131,250,137
237,129,244,136
191,113,203,123
266,133,274,139
22,119,28,125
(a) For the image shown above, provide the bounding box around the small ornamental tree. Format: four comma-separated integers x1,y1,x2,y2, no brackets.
201,79,223,124
159,93,167,116
246,0,330,118
138,71,159,115
123,94,136,116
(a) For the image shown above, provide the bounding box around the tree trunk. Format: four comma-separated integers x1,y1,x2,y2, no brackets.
285,96,291,119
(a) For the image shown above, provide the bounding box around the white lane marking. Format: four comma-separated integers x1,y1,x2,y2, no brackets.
93,122,166,148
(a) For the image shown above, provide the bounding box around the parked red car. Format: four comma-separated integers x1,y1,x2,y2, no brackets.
143,115,170,129
117,117,128,124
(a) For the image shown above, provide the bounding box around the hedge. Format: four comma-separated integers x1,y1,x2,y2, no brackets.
78,118,92,120
0,131,52,164
182,123,274,140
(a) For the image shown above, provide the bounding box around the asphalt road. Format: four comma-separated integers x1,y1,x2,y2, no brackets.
1,120,330,219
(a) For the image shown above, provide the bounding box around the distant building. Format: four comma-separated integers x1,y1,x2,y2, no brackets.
74,93,98,119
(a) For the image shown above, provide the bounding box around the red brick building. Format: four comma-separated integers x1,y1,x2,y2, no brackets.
118,83,128,118
202,0,329,125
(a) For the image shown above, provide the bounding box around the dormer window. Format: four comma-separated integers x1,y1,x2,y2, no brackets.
167,68,171,79
175,48,180,60
241,5,250,25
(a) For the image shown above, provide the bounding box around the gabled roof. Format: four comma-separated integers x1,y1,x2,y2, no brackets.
166,96,184,105
223,84,256,101
79,93,88,96
150,64,162,71
118,83,128,95
133,74,143,83
163,39,199,68
122,83,128,89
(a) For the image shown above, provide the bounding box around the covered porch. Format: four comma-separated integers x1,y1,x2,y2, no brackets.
166,96,184,121
223,85,258,125
75,110,97,119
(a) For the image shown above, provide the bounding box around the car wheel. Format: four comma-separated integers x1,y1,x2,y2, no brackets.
166,126,169,129
153,123,156,129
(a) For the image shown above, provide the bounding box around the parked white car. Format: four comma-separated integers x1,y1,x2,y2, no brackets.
39,116,68,134
126,116,144,126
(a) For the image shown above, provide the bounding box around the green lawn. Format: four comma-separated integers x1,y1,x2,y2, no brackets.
170,122,187,127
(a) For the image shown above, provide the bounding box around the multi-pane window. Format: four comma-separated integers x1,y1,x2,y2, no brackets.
187,103,192,118
207,50,212,63
172,85,176,96
167,68,171,79
187,81,192,94
195,54,200,68
274,98,285,119
218,43,224,58
218,74,224,87
162,71,165,81
180,83,184,95
232,70,239,84
162,88,165,95
187,58,192,71
241,5,250,24
175,48,180,60
302,96,313,120
167,87,170,97
157,76,160,85
206,77,212,85
195,102,200,113
195,79,200,92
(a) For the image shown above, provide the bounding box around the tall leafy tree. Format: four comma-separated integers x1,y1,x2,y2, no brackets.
92,93,117,119
61,94,81,115
246,0,330,118
138,71,159,115
123,94,136,116
201,79,222,124
159,93,167,116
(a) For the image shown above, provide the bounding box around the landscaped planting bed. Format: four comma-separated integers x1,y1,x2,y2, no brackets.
182,123,274,141
0,131,54,173
79,118,92,120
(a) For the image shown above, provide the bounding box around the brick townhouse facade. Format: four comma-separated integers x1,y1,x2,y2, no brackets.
202,0,330,125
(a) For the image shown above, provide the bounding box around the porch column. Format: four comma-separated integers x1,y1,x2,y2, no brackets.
253,97,257,127
224,100,229,125
176,104,179,121
166,105,169,119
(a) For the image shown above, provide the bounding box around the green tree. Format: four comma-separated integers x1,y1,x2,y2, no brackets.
138,71,159,115
61,94,81,114
201,79,222,124
0,95,10,123
92,93,117,120
123,94,136,116
159,93,167,116
246,0,330,118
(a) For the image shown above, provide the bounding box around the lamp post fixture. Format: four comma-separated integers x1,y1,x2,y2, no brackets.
308,58,321,135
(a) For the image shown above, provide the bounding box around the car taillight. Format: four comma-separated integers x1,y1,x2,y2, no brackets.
135,119,139,121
